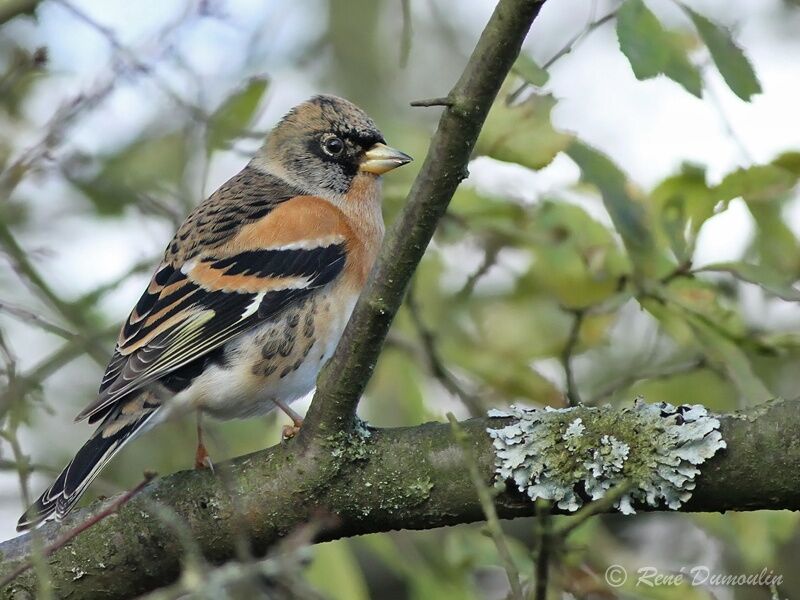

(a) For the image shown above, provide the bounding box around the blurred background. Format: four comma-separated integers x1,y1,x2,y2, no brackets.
1,0,799,598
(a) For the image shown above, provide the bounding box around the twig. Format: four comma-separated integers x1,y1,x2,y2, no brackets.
409,96,453,107
53,0,207,122
0,299,76,340
407,284,484,416
447,414,523,600
456,241,502,300
534,500,552,600
0,222,107,364
561,309,585,406
587,356,707,405
506,6,617,104
0,427,32,506
0,472,155,590
399,0,412,68
702,65,754,165
554,481,633,537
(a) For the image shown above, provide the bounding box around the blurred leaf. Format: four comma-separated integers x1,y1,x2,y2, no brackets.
697,261,800,301
682,5,761,101
616,0,702,97
519,201,631,307
697,512,800,569
512,54,549,87
0,46,47,118
773,151,800,175
715,164,797,203
567,140,668,278
69,132,189,215
305,540,369,600
652,293,772,403
477,92,572,170
447,186,528,236
661,277,746,338
652,163,718,262
206,76,269,152
748,203,800,275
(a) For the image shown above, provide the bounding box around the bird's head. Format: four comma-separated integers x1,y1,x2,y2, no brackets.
254,94,412,197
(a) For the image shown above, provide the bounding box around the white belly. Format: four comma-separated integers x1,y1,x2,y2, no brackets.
162,288,357,421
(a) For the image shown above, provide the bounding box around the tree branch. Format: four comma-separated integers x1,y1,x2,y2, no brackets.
299,0,547,442
1,399,799,598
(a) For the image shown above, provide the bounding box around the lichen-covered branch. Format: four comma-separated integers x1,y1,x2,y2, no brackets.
299,0,547,441
1,399,799,599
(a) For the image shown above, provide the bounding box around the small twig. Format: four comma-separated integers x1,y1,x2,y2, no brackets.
0,472,155,590
561,309,585,406
702,67,754,165
0,222,107,364
409,96,453,107
0,427,32,506
456,242,502,300
0,299,76,340
399,0,412,68
447,414,523,600
407,286,484,416
534,500,552,600
506,6,617,104
554,481,633,537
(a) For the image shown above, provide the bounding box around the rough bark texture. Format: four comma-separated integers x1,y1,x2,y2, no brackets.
298,0,547,442
1,399,799,599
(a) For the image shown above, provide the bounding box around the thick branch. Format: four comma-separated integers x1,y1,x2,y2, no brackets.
299,0,547,441
1,399,799,599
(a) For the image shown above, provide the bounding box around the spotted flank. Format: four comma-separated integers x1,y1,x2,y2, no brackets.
76,176,349,425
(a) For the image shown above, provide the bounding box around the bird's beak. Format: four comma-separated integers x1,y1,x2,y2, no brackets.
360,143,413,175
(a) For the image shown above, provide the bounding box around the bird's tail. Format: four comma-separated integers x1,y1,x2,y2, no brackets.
17,394,159,531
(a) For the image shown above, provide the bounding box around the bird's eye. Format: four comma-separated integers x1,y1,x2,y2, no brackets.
322,135,344,157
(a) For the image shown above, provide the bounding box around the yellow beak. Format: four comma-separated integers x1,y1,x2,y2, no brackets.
360,143,413,175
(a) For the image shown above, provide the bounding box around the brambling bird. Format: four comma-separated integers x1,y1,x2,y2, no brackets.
17,94,412,530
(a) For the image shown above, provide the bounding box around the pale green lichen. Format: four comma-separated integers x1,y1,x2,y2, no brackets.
487,399,726,514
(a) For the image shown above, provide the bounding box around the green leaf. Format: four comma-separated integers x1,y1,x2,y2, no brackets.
715,164,797,203
696,261,800,302
616,0,666,79
683,313,772,404
477,92,572,170
651,163,718,262
511,54,549,87
616,0,702,97
647,296,772,404
566,140,668,278
206,76,269,152
518,201,631,307
682,5,761,101
772,151,800,176
748,203,800,275
69,132,189,215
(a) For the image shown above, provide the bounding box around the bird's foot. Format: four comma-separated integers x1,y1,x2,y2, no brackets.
195,442,214,471
281,418,303,441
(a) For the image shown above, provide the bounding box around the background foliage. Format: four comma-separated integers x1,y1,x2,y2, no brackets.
1,0,799,598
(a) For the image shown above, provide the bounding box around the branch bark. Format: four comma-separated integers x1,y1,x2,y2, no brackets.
299,0,547,442
1,399,799,599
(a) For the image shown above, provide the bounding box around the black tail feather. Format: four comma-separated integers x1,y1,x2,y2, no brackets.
17,405,157,531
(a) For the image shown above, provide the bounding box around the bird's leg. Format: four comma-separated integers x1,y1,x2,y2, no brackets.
273,398,303,439
194,412,214,471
